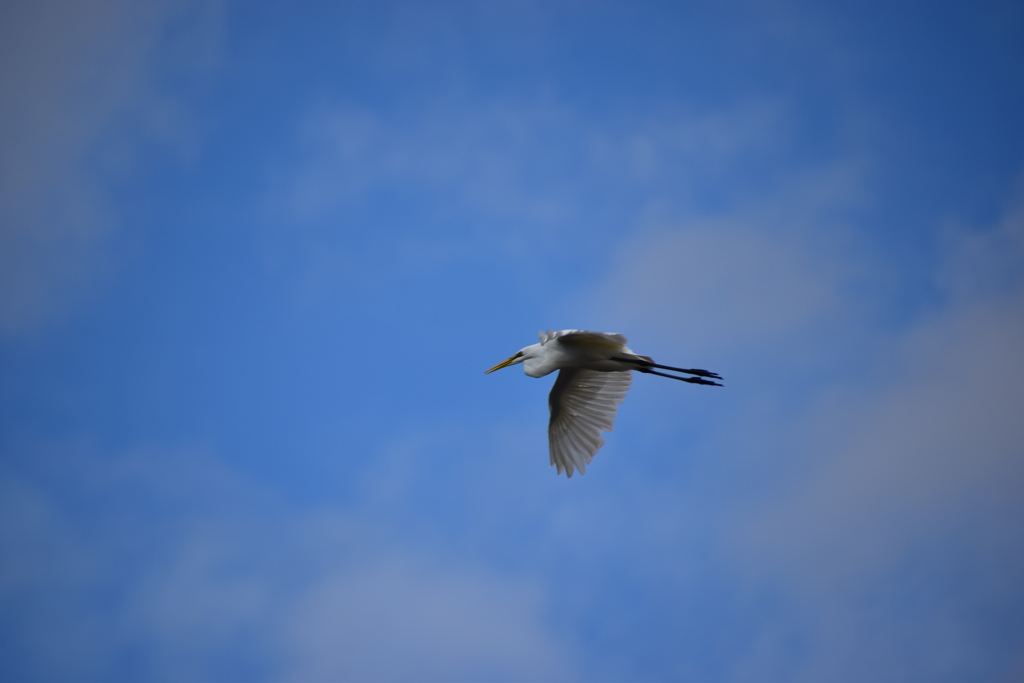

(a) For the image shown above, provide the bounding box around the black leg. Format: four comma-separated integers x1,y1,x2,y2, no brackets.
650,363,722,380
638,367,723,386
612,356,723,381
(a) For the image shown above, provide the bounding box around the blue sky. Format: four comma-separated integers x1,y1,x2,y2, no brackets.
2,1,1024,681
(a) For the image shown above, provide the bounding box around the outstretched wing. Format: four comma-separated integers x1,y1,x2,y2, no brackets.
548,368,632,477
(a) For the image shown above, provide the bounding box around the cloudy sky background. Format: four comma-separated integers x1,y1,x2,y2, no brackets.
2,1,1024,681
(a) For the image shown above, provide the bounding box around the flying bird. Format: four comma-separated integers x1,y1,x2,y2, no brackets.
486,329,722,477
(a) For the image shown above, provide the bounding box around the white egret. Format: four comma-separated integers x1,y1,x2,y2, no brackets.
486,329,722,477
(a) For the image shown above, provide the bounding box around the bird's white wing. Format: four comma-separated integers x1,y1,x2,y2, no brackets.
548,368,632,477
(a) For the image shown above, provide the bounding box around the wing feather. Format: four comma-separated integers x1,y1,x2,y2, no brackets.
539,329,628,348
548,368,632,477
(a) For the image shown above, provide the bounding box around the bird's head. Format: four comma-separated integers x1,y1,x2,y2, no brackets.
486,343,551,377
485,349,526,374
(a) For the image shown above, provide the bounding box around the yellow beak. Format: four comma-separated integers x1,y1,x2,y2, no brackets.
485,352,523,374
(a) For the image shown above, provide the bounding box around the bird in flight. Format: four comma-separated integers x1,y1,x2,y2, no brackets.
486,329,722,477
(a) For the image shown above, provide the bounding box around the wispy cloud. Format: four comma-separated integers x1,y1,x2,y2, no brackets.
722,192,1024,680
264,93,797,265
0,1,217,336
0,438,575,682
568,140,1024,678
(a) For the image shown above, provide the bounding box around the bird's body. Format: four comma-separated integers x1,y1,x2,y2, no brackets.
486,329,722,477
518,330,643,377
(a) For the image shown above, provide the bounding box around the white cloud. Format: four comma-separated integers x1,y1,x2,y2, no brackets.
278,96,792,219
0,440,575,682
0,0,217,336
937,194,1024,303
275,101,588,229
263,93,798,301
576,160,874,386
594,220,841,350
576,154,1024,679
284,559,571,683
715,198,1024,679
